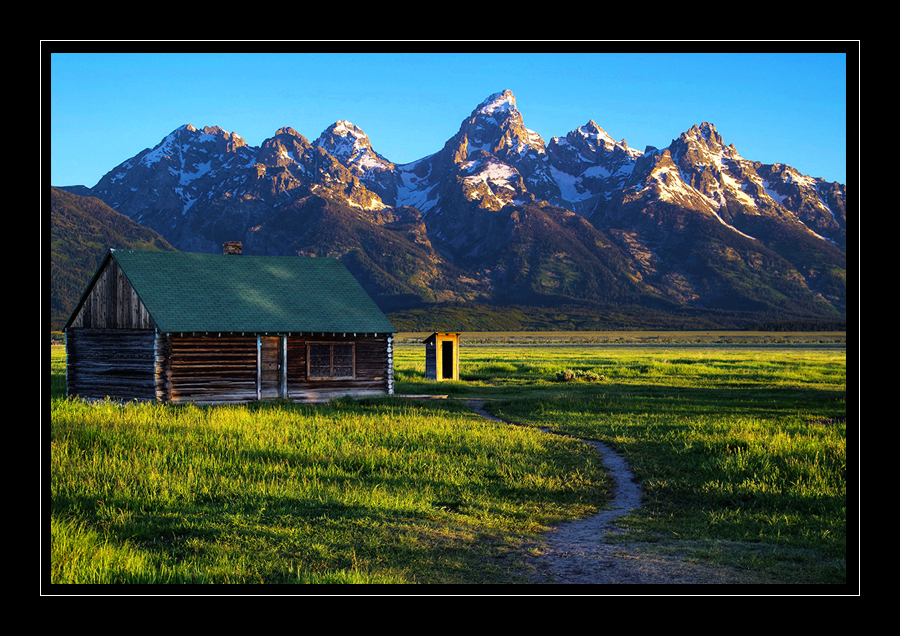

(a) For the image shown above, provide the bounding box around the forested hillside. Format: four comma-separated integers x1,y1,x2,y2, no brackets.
49,187,175,331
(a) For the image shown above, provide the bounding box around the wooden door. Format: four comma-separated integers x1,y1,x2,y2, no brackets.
258,336,284,399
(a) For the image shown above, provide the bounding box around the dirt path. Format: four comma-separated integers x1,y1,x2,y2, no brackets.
465,399,775,585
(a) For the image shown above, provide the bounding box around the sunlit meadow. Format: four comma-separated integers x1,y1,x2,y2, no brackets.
48,332,848,585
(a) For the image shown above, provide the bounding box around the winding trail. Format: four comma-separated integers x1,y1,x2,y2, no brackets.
465,399,775,585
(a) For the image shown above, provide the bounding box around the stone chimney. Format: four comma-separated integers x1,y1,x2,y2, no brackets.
223,241,242,255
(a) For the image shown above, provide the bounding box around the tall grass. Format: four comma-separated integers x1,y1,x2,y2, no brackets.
48,351,607,584
48,339,848,585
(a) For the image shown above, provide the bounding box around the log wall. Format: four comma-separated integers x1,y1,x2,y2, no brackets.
66,330,393,405
285,333,392,403
66,328,158,400
161,334,259,404
161,333,392,404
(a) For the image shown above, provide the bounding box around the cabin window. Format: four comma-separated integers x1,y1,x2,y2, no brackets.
308,343,355,379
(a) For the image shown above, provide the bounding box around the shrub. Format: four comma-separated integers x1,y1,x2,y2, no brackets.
555,369,605,382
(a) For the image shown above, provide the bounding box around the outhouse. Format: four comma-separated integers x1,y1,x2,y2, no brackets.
63,244,397,404
424,332,460,381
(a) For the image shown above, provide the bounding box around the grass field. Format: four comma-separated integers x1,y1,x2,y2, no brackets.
47,332,851,586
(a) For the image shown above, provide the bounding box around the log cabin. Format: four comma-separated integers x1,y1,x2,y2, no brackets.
64,244,397,404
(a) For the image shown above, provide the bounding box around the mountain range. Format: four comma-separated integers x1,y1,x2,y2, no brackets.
51,90,848,332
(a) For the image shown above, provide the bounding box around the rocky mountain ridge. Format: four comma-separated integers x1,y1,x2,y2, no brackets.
59,89,847,330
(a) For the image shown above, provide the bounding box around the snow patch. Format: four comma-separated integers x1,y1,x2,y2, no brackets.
461,158,519,190
394,159,439,213
179,161,212,185
550,165,591,203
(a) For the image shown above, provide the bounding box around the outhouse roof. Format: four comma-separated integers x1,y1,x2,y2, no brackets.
68,249,396,335
423,332,461,344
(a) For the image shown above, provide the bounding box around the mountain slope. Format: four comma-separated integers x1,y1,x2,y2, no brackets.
58,90,848,330
49,187,176,331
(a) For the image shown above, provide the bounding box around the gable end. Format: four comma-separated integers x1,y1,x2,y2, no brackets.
65,252,155,330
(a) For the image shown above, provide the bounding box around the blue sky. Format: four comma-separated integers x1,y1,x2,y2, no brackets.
47,50,851,188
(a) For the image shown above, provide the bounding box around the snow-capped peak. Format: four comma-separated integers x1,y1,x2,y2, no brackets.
313,120,394,174
475,90,517,118
330,120,367,140
683,122,726,153
317,121,369,158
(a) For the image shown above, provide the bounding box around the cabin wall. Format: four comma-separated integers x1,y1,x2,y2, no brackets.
66,328,158,400
161,334,259,404
160,332,393,404
286,333,392,403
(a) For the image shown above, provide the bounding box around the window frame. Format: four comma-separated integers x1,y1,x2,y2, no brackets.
306,342,356,380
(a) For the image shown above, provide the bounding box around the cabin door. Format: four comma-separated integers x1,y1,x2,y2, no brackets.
441,340,455,380
258,336,285,399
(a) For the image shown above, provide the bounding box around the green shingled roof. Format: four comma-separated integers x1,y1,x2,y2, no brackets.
106,250,396,334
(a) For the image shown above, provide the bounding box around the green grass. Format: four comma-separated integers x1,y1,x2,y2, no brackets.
394,336,849,585
48,346,605,585
48,335,850,586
